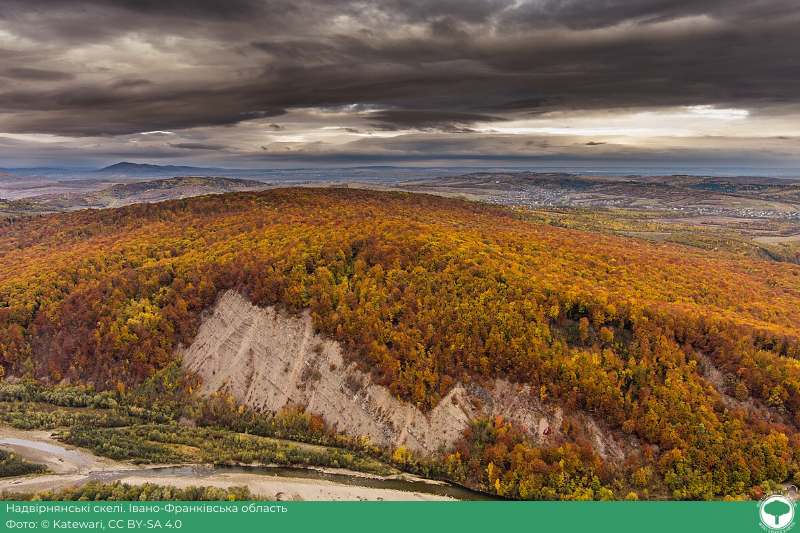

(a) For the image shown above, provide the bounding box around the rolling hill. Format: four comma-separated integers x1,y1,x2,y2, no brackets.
1,187,800,499
26,176,270,210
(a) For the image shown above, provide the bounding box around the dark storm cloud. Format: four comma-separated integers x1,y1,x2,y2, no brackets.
0,0,264,18
0,80,287,135
169,142,228,151
0,0,798,165
499,0,800,30
2,68,74,81
110,78,154,89
499,0,721,30
370,110,507,132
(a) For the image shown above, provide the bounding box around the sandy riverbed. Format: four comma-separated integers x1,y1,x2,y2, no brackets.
111,472,453,501
0,427,454,501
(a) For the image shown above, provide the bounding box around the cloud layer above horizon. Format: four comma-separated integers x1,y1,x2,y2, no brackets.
0,0,799,168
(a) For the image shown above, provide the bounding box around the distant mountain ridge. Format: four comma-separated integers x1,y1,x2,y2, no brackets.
25,176,270,210
3,162,517,182
90,162,224,177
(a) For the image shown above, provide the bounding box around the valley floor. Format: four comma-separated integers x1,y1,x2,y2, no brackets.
0,427,455,501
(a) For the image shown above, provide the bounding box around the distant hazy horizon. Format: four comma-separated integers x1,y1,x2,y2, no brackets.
3,162,800,181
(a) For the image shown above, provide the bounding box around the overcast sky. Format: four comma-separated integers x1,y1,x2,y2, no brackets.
0,0,799,169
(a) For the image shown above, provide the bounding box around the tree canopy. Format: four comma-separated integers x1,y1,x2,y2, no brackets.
2,188,800,499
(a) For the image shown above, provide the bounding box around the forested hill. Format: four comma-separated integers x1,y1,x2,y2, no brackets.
2,187,800,497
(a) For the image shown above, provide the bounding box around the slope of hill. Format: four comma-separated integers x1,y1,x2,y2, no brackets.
0,170,38,184
1,188,800,499
28,176,269,210
396,172,800,265
0,199,52,215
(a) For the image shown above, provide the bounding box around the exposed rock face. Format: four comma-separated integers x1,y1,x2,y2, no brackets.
182,291,633,462
699,353,789,426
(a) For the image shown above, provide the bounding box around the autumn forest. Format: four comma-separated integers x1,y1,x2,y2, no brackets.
2,188,800,500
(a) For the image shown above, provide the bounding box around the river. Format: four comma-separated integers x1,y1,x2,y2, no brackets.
0,430,500,501
83,465,501,501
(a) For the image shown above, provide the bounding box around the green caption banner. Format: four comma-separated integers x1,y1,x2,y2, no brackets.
0,502,786,533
